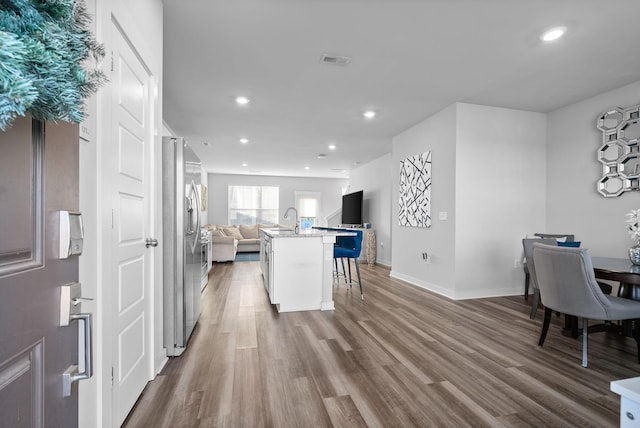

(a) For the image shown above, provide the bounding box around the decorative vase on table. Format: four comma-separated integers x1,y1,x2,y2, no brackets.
626,209,640,265
630,244,640,266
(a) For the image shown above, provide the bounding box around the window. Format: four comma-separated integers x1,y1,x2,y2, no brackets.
295,191,321,230
228,185,279,225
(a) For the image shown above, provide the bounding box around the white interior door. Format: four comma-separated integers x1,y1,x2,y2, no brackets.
109,21,154,426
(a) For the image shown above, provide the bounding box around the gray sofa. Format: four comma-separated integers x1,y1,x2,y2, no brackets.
203,224,283,262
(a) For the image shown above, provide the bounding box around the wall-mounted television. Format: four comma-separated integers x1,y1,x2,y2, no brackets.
341,190,363,226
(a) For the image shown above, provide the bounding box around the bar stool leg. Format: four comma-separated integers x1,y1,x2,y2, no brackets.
340,258,348,289
354,258,363,300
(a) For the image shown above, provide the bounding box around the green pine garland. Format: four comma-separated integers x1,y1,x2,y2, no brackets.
0,0,106,131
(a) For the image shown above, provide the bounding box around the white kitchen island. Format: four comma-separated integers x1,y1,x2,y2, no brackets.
259,228,355,312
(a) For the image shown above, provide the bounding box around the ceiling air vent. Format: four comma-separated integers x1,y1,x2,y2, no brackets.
320,53,352,66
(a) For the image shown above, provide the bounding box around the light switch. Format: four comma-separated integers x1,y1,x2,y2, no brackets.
439,212,448,220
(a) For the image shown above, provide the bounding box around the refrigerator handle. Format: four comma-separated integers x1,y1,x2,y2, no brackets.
187,180,200,254
185,196,193,235
194,182,201,234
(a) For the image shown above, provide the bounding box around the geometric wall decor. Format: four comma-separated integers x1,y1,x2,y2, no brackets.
597,104,640,197
399,151,432,227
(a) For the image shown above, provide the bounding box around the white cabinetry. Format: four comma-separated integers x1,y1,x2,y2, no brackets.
259,229,341,312
611,377,640,427
259,231,270,292
270,236,322,311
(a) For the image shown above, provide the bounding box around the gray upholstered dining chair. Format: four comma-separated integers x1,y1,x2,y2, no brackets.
533,243,640,367
523,233,575,299
533,233,575,241
522,238,557,319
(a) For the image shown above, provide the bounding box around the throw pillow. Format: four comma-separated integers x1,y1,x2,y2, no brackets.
239,224,259,239
557,241,581,247
222,227,243,240
211,229,225,237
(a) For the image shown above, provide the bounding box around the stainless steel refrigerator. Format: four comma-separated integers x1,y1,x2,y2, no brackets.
162,136,202,356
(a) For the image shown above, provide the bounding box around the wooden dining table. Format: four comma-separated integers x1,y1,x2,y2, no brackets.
592,257,640,299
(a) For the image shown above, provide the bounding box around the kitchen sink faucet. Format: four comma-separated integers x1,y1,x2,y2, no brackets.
283,207,299,234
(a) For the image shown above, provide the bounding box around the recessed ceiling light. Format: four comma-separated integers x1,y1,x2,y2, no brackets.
239,138,249,144
304,166,311,170
363,110,376,119
202,141,210,147
328,144,336,150
540,26,567,42
236,96,250,105
317,154,327,159
242,163,248,167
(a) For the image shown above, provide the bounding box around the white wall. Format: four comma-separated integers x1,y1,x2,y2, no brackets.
349,154,393,266
207,173,348,227
389,103,547,299
391,104,458,296
455,103,546,298
547,80,640,258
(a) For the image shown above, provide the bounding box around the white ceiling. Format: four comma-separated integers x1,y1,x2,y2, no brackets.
162,0,640,178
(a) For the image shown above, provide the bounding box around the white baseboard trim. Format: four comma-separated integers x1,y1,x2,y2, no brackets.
453,287,523,300
372,260,391,269
375,258,392,267
155,356,168,376
390,270,455,299
389,270,523,301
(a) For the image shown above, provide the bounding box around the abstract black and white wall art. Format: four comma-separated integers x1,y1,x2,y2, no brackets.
399,151,432,228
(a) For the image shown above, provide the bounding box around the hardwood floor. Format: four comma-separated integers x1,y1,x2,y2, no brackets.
123,261,638,427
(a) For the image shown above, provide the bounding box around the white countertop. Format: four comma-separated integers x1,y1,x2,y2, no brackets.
612,377,640,403
260,228,356,238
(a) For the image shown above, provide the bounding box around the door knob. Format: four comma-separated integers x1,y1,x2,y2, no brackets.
145,238,158,248
61,282,93,326
72,296,94,306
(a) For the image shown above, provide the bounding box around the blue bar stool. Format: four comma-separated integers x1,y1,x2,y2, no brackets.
334,229,364,300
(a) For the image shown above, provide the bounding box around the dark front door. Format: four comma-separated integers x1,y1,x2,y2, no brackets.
0,116,81,427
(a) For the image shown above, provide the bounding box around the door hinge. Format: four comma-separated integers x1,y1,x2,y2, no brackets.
110,51,114,72
111,366,114,386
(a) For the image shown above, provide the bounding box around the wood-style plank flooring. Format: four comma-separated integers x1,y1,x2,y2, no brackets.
123,260,640,427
